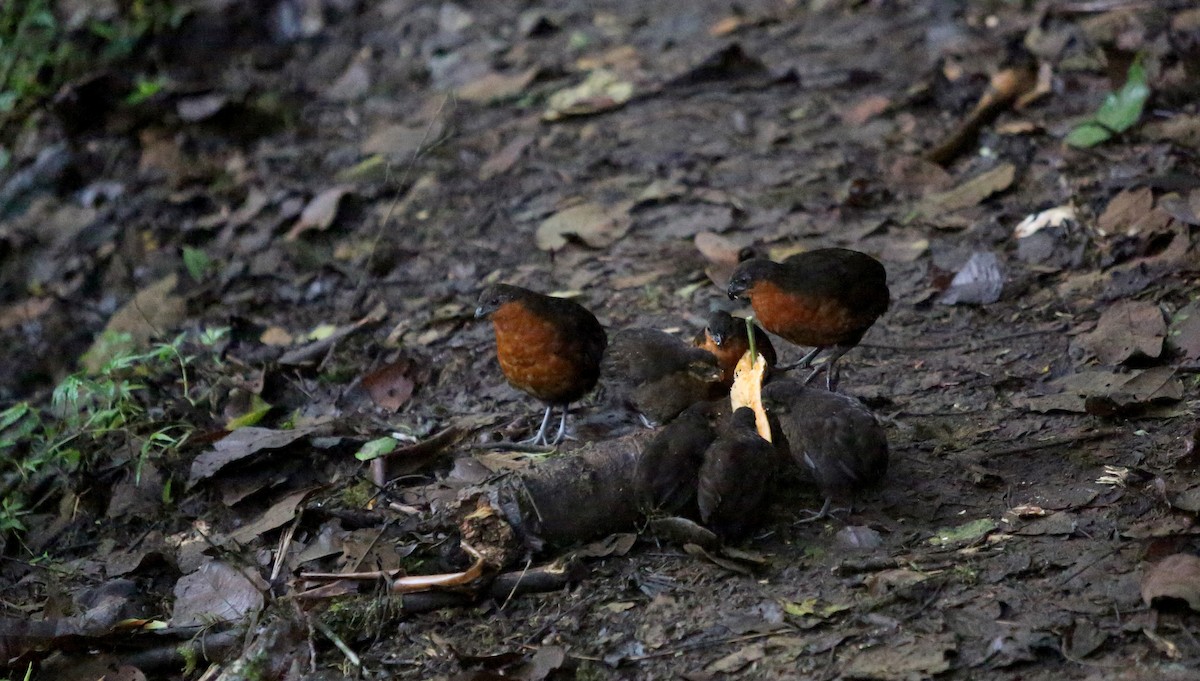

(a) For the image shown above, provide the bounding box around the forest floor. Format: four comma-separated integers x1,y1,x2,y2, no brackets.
2,0,1200,679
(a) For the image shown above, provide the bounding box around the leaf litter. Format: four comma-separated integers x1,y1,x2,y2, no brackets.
2,1,1200,679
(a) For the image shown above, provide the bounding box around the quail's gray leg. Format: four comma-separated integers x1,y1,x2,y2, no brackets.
524,405,555,445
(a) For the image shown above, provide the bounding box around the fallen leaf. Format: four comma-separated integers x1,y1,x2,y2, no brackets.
361,358,416,412
543,69,633,121
1142,554,1200,612
709,15,746,37
0,298,53,331
479,132,535,180
705,643,766,674
535,200,633,251
836,525,883,550
938,251,1004,305
286,186,353,240
1167,300,1200,361
171,560,266,626
928,518,997,546
456,68,536,103
844,634,956,680
1016,367,1183,414
1143,114,1200,149
260,326,294,346
229,488,315,543
880,237,929,263
1014,205,1076,238
187,427,318,487
362,120,445,159
1066,56,1149,148
918,163,1015,218
1072,300,1165,364
325,54,372,101
82,274,187,373
694,231,741,266
840,94,891,126
225,394,272,430
1098,187,1154,236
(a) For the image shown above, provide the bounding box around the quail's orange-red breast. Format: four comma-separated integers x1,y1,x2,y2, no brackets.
697,406,775,541
693,310,777,388
761,379,888,521
475,284,607,446
726,248,889,389
604,328,723,425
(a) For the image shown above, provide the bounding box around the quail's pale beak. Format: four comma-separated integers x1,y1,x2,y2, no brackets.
727,280,747,300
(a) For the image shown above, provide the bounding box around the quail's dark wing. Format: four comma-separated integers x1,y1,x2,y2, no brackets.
532,295,607,366
762,380,887,493
636,403,717,512
782,248,889,319
790,390,887,494
604,329,717,384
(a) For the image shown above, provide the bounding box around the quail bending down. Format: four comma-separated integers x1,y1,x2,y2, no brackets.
693,310,777,388
761,379,888,520
697,406,775,541
604,328,723,425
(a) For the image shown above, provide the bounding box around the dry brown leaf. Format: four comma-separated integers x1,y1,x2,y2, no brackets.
918,163,1015,217
479,132,536,180
694,231,741,266
535,201,633,251
456,69,537,103
82,274,187,373
0,298,53,331
361,358,416,412
709,15,745,37
1098,187,1154,236
1168,300,1200,361
1143,115,1200,149
1073,300,1165,364
228,488,316,544
840,94,891,126
286,186,353,240
363,120,445,159
260,326,294,346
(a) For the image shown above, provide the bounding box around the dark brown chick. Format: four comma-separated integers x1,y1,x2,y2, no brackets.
693,310,777,388
726,248,889,389
604,328,723,425
636,400,723,514
761,379,888,521
476,284,607,446
697,406,776,541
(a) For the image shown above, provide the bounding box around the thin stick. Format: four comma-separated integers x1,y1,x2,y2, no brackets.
312,618,361,668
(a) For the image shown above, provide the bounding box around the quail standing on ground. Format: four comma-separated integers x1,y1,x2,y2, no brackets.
726,248,889,389
476,284,607,446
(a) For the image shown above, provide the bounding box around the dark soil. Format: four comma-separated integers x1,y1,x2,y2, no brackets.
2,0,1200,679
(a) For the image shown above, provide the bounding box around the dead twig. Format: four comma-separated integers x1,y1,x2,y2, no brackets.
982,428,1123,458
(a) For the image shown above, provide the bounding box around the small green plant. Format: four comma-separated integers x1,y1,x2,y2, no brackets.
0,0,186,136
0,327,227,541
1065,54,1150,148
